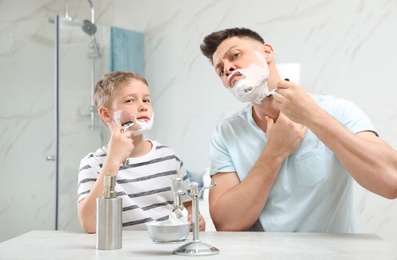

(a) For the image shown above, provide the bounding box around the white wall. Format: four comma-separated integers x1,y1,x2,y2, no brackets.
1,0,396,246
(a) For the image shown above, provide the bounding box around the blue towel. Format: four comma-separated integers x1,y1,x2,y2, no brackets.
109,26,144,75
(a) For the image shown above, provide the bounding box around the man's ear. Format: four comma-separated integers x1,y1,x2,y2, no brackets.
98,106,112,123
262,43,274,62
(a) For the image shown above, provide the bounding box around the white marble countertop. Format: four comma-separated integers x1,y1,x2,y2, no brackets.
1,230,397,259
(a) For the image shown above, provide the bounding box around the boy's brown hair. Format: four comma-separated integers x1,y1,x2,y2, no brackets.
94,71,148,109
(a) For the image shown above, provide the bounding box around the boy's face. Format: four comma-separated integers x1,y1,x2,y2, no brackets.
110,79,153,128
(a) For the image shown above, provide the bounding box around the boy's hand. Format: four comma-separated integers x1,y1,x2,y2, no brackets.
187,214,206,231
107,124,134,165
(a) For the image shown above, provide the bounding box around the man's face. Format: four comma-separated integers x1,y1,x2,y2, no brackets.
212,37,271,104
212,37,265,89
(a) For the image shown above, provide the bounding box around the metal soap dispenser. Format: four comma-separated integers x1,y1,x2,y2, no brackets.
96,175,122,250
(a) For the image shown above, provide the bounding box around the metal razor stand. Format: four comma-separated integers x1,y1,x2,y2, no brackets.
173,182,219,256
170,178,186,212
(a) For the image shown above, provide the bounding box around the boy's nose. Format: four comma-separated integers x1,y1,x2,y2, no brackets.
139,104,148,111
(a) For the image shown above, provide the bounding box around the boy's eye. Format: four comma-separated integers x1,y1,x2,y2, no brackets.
126,99,135,103
143,99,151,103
218,69,224,77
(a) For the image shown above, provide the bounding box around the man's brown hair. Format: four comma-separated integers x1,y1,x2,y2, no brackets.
200,27,265,64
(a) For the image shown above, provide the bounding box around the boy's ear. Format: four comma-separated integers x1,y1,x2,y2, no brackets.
98,106,112,123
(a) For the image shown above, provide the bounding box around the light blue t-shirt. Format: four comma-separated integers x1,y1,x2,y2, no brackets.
210,94,377,232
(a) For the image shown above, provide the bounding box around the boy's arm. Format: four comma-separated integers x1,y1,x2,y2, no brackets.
78,124,134,233
78,158,121,233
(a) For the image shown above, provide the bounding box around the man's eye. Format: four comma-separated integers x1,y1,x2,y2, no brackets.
232,53,239,60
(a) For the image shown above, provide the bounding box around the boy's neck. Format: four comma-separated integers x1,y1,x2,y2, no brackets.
130,136,152,157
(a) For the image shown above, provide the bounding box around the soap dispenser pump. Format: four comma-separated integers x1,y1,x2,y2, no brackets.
96,175,122,250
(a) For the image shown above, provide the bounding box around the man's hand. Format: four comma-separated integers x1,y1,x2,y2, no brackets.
265,112,307,159
273,80,320,126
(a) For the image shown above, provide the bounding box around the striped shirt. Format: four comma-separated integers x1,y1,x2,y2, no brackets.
77,140,191,230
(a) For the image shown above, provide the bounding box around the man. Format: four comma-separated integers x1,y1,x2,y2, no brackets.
200,27,397,232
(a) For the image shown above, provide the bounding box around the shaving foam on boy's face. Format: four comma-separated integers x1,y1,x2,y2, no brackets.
227,51,270,104
113,110,154,136
129,112,154,135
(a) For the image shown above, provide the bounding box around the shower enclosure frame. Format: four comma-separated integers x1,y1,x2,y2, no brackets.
54,15,60,230
52,13,106,230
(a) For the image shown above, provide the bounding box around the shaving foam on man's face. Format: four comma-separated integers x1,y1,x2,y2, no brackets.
227,51,270,104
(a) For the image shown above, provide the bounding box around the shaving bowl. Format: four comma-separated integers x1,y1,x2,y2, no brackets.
146,221,190,243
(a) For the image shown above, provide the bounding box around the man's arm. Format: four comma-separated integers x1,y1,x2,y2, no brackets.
275,81,397,199
209,113,307,231
307,110,397,198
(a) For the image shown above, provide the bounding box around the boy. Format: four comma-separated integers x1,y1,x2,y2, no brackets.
77,71,206,233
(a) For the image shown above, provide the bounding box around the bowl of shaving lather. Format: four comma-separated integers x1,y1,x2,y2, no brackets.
146,220,190,243
147,178,190,243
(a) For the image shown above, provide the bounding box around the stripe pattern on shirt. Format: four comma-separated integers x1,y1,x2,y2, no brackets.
77,140,191,230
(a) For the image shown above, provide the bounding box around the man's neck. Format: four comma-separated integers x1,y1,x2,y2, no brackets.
252,101,280,133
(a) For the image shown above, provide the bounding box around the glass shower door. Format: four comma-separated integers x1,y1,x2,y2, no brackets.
0,14,112,242
55,15,109,230
0,16,56,242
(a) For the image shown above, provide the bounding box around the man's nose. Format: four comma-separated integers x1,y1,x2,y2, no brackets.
224,62,236,77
